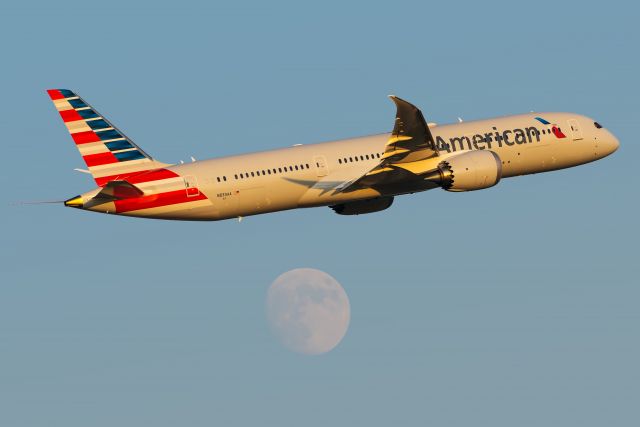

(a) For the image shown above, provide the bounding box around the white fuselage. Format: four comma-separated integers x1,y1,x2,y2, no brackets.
81,112,619,220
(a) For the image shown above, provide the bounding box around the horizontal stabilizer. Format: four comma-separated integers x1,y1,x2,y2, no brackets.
95,180,144,201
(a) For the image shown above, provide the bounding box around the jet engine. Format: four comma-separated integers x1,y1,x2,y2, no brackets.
425,150,502,192
330,196,394,215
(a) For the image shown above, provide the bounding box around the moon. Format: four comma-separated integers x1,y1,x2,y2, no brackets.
266,268,350,355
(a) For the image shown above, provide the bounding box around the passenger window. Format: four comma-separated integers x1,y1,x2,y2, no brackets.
338,159,342,164
278,167,283,173
295,165,299,170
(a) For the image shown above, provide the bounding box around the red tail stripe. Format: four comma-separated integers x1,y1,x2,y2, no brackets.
114,189,207,213
47,89,64,100
59,109,83,122
127,169,180,184
94,168,180,187
95,175,125,187
84,152,118,167
72,131,101,144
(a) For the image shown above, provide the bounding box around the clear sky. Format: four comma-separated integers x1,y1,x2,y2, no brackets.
1,1,638,426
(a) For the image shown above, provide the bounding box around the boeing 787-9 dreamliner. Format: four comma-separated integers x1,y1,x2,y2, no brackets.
48,89,619,221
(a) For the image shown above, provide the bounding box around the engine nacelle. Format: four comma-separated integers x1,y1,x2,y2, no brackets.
331,196,394,215
426,150,502,192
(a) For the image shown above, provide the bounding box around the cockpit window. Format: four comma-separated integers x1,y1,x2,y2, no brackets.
594,122,603,129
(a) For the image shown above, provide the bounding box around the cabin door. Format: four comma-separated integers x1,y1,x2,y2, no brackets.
314,155,328,177
567,119,583,141
184,176,200,197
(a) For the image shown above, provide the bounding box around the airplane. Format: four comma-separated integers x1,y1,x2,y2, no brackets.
48,89,619,221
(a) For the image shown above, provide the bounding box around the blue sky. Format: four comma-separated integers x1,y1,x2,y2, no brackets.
1,1,638,426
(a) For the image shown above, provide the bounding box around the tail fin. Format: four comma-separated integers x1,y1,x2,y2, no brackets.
47,89,170,186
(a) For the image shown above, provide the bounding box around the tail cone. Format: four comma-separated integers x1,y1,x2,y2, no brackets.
64,195,83,208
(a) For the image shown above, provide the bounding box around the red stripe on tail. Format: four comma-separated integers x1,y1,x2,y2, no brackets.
59,109,83,122
84,152,118,167
127,169,179,184
47,89,65,100
95,174,125,187
94,168,179,187
115,189,207,213
72,131,101,144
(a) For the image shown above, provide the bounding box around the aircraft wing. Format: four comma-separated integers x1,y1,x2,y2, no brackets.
335,96,439,192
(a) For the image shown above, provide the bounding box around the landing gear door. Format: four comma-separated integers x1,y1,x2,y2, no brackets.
568,119,583,141
184,175,200,197
314,155,328,177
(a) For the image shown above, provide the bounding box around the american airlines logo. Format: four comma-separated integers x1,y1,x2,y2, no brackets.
434,118,566,153
535,116,567,138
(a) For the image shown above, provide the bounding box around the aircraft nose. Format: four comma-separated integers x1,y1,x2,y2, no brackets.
604,131,620,155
